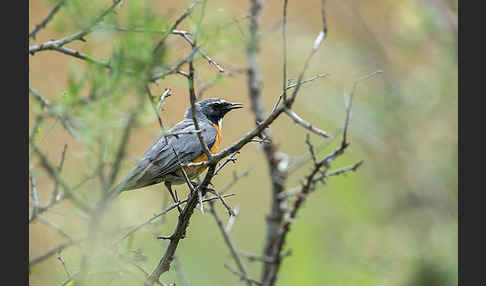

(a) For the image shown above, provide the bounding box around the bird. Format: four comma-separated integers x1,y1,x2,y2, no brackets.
107,98,243,207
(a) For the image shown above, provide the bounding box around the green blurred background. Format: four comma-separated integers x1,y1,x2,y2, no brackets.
29,0,458,285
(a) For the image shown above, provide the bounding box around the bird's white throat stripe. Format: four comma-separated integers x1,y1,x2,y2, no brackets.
218,118,223,130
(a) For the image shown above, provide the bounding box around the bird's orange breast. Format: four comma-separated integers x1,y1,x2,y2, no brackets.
191,123,221,163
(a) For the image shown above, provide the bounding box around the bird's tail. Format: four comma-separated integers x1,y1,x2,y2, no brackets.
105,178,131,203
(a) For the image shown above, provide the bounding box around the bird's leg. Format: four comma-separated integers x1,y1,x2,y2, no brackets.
165,182,182,214
190,181,206,214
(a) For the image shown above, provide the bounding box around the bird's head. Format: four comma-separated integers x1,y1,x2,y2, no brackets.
185,98,243,126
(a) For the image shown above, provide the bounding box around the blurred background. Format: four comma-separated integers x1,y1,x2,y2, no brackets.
29,0,458,285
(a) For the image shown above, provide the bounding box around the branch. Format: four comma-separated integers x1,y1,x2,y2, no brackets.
208,201,250,286
29,239,82,267
187,51,213,159
37,215,73,240
260,1,329,285
271,73,330,113
150,48,199,82
29,0,66,39
342,70,383,146
281,0,289,102
29,0,122,54
113,194,234,246
284,109,330,138
262,70,381,286
31,142,92,213
152,0,200,56
144,163,218,285
224,264,262,286
29,171,40,221
42,45,111,68
29,87,77,137
173,30,224,73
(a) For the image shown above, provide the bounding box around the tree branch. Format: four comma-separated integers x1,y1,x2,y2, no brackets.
29,0,66,39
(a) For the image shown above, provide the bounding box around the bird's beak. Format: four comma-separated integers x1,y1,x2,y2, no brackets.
229,103,244,110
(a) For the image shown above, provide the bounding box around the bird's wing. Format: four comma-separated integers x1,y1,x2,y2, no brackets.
113,119,217,192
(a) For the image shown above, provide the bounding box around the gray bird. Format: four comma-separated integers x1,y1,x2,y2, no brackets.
108,98,243,206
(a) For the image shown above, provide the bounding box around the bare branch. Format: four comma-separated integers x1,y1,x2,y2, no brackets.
37,215,73,240
42,45,111,68
224,264,262,286
187,52,213,159
305,134,317,165
239,250,291,264
261,70,381,286
152,0,200,56
150,48,199,82
31,142,92,213
322,160,364,179
145,160,218,285
29,0,66,39
281,0,289,102
209,201,250,286
260,1,330,284
29,87,77,137
113,194,235,246
29,171,40,221
214,151,240,175
173,31,224,73
29,0,122,54
271,73,330,113
284,109,330,138
342,70,383,146
29,239,81,267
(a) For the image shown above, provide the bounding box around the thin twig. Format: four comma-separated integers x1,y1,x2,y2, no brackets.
31,142,92,213
209,201,250,286
29,0,66,39
188,53,213,159
37,215,73,240
29,172,40,221
29,239,81,267
322,160,364,179
113,194,235,246
261,1,329,285
282,0,288,102
29,0,122,54
224,264,262,286
342,70,383,145
152,0,200,56
173,31,224,73
284,109,330,138
305,134,317,165
214,151,240,175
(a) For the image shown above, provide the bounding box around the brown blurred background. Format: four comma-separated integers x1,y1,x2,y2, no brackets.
29,0,458,285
